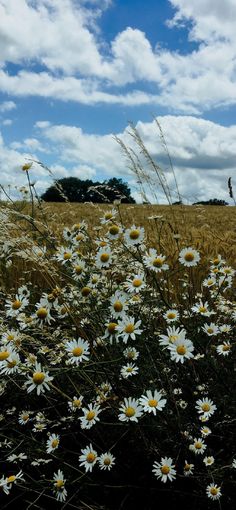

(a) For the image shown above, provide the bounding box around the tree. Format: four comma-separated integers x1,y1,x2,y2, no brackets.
41,177,136,203
193,198,228,206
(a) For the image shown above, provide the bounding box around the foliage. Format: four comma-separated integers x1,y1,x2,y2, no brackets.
0,168,235,510
193,198,228,206
41,176,136,203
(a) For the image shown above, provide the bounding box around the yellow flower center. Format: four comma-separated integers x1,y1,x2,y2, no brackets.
63,252,72,260
161,465,170,475
76,234,83,241
86,453,96,463
184,252,194,262
124,324,135,334
55,480,64,489
133,278,142,287
107,322,117,333
201,403,210,412
113,301,123,312
153,258,163,267
125,406,135,417
100,253,110,263
7,334,15,341
167,312,176,319
12,300,22,310
176,345,186,355
92,277,98,284
51,439,59,448
148,399,158,408
72,347,83,357
86,410,96,421
195,441,202,449
210,487,218,496
207,328,213,334
75,265,83,274
223,344,230,351
81,287,91,297
7,360,17,368
33,372,45,384
72,399,81,408
126,367,133,373
104,213,113,220
109,225,120,235
0,351,10,361
104,457,111,465
36,307,48,319
22,414,29,421
7,475,16,483
129,229,140,240
199,306,206,313
184,464,191,471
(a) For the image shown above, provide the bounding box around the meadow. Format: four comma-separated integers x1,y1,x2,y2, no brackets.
0,171,236,510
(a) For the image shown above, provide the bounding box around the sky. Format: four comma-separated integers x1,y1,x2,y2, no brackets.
0,0,236,204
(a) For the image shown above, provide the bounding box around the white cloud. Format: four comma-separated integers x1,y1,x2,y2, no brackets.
0,1,235,112
0,100,16,112
2,118,12,126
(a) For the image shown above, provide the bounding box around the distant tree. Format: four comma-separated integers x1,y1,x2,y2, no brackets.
41,177,136,203
193,198,228,206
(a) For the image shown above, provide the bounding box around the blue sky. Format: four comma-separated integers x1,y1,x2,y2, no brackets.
0,0,236,203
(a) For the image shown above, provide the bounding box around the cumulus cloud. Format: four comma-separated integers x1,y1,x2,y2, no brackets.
0,100,16,113
0,115,232,203
0,1,235,112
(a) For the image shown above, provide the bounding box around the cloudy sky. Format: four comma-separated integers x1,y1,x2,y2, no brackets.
0,0,236,203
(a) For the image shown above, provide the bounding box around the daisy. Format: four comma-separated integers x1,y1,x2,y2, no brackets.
219,324,231,333
55,246,75,264
195,398,217,419
117,316,142,343
64,338,90,365
98,452,116,471
100,208,117,224
123,346,139,361
191,300,212,317
159,326,186,347
202,323,219,336
72,259,86,280
6,470,25,487
163,309,179,323
102,322,119,343
183,461,194,476
139,390,167,415
120,362,139,379
109,291,128,319
52,470,67,502
5,295,29,317
0,351,21,375
118,397,143,423
143,249,169,272
107,224,122,240
168,338,194,364
206,483,222,500
79,403,101,429
68,395,84,412
79,444,98,472
189,438,207,455
95,246,112,268
179,247,200,267
210,254,225,267
216,342,231,356
202,276,216,288
34,299,53,325
124,274,146,293
152,457,176,483
25,361,53,396
18,411,32,425
203,456,214,466
124,225,145,246
0,476,10,495
200,426,212,437
46,433,60,454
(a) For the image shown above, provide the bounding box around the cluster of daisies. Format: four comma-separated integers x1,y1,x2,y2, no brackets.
0,207,235,506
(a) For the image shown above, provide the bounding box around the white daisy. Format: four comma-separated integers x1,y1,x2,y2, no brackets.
159,326,186,347
5,295,29,317
202,323,219,336
124,225,145,246
216,342,232,356
200,426,212,437
124,274,146,293
95,246,112,268
109,291,129,319
25,362,53,396
152,457,176,483
195,398,217,419
168,338,194,364
189,438,207,455
52,470,67,502
118,397,143,423
100,208,117,224
64,338,90,365
117,316,142,343
79,403,101,429
79,444,98,472
206,483,222,500
191,300,213,317
98,452,116,471
46,434,60,454
68,395,84,412
107,223,122,240
143,249,169,272
163,309,179,323
203,456,214,466
139,390,167,415
0,350,21,375
179,247,200,267
123,346,139,361
120,362,139,379
183,460,194,476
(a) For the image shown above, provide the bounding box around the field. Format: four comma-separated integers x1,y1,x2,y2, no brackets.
0,199,235,509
